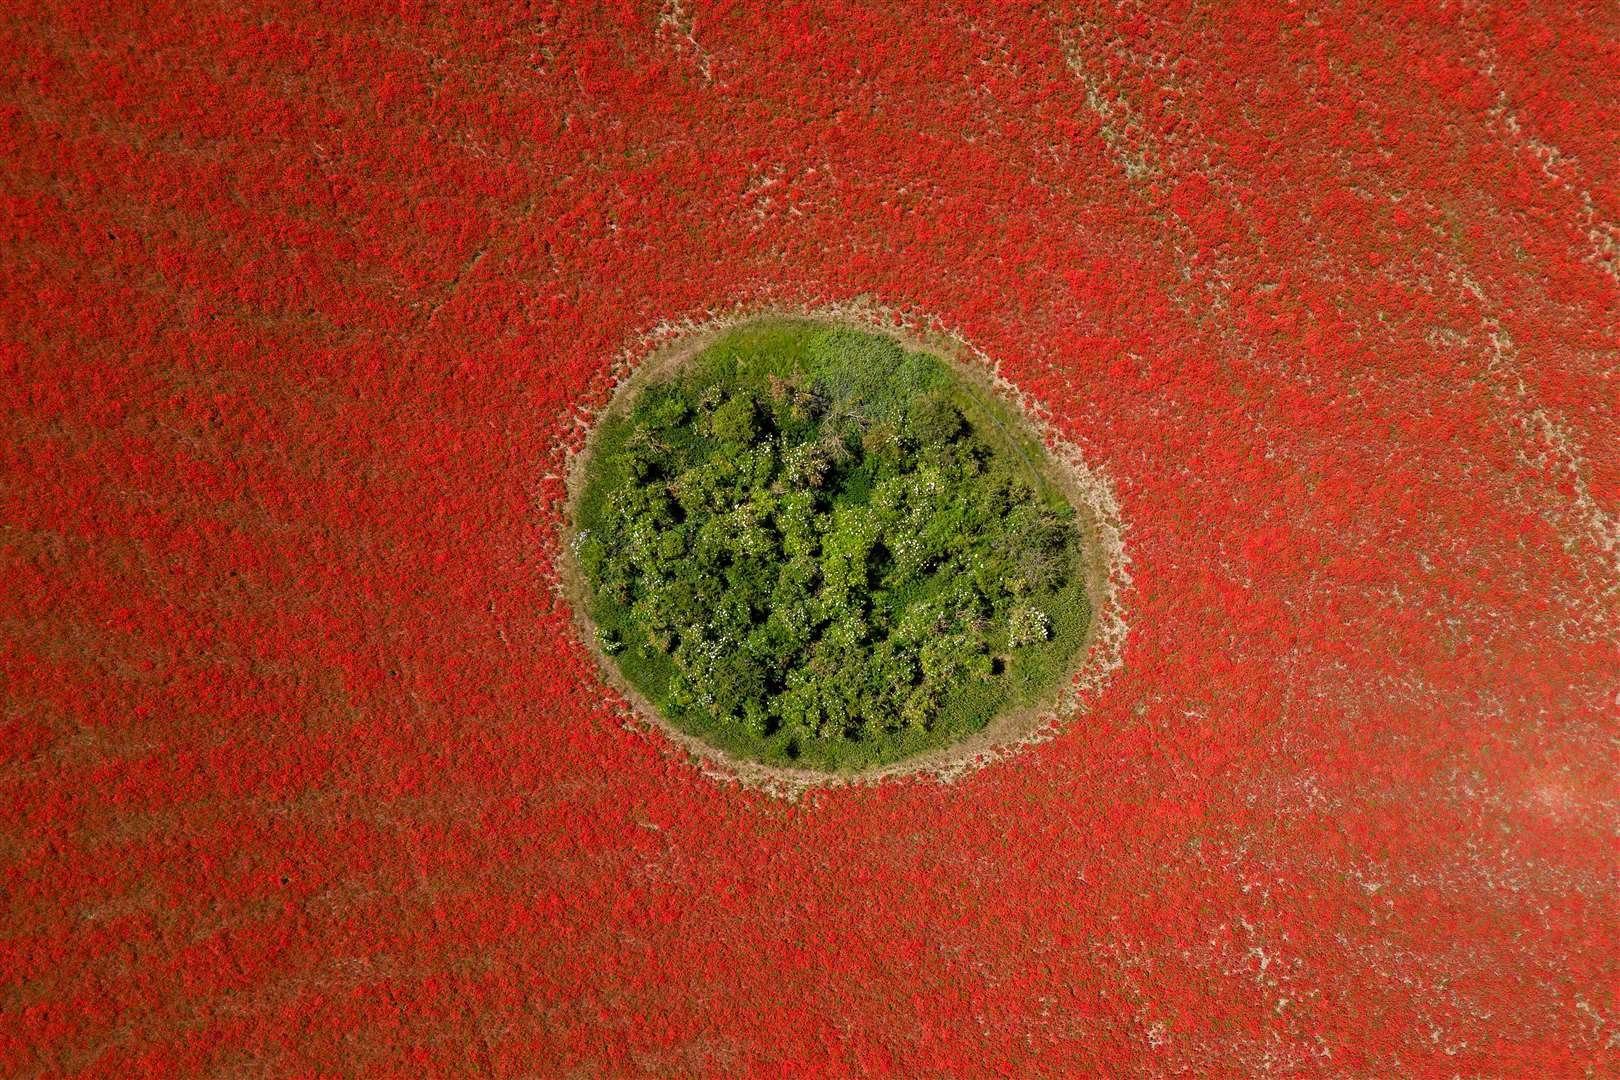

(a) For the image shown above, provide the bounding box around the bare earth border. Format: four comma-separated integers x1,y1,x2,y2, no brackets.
553,302,1132,797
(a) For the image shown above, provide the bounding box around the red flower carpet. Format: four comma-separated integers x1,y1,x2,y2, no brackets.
3,1,1617,1075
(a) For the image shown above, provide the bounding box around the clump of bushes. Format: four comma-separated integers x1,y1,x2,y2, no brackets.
573,322,1090,771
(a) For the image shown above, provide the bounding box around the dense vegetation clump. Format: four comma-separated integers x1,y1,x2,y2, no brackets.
572,321,1091,771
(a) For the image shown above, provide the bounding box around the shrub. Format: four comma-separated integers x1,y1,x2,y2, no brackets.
1007,604,1052,647
907,390,965,445
711,392,759,444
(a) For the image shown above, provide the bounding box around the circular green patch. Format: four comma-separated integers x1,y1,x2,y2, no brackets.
569,319,1092,773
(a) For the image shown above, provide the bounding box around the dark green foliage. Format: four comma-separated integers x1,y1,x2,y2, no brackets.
574,320,1091,771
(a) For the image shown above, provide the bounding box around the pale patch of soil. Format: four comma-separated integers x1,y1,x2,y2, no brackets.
552,302,1131,797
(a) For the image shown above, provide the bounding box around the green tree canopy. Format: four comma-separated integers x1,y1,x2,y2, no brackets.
573,321,1092,771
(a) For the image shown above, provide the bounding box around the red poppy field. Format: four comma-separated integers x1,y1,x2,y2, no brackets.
4,1,1619,1075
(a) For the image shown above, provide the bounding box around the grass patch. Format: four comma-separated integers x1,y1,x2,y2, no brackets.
571,319,1092,772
